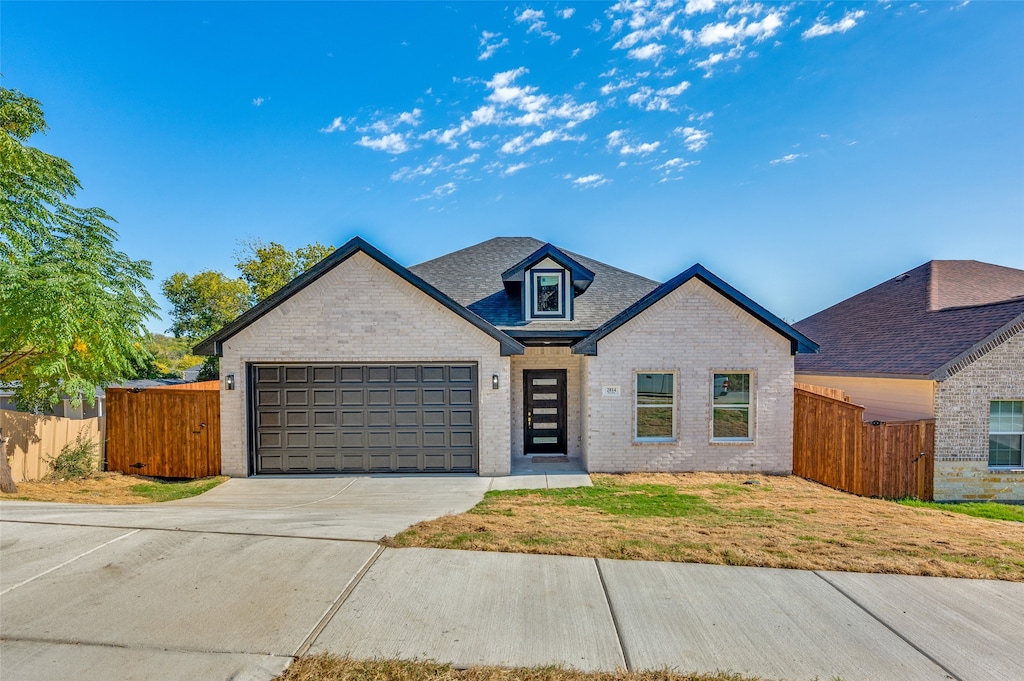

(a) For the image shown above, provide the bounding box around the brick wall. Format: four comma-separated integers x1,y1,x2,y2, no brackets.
582,279,794,473
218,251,512,477
934,330,1024,501
510,347,583,458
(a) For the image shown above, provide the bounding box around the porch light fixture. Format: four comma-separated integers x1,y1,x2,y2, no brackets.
492,374,500,390
225,374,236,391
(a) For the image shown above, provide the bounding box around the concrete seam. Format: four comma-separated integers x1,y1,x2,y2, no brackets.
813,571,964,681
270,477,359,510
0,529,140,597
292,544,386,659
0,519,380,545
594,558,632,671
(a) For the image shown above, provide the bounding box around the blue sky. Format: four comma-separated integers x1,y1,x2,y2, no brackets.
4,1,1022,330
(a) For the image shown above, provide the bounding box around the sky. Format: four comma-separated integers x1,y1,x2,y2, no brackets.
3,1,1022,332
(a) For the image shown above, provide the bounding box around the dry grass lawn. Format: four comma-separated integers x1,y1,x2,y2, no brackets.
390,473,1024,582
0,472,227,504
278,655,765,681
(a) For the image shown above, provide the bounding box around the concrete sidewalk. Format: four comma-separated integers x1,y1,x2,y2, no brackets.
2,474,1021,681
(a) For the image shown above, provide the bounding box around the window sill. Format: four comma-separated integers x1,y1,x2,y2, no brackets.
634,438,676,445
711,438,754,445
987,467,1024,473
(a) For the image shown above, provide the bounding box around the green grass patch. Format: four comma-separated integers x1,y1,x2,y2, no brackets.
128,476,227,502
898,499,1024,522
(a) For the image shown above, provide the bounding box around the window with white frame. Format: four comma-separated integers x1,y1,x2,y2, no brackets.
712,372,752,440
989,400,1023,467
531,270,564,318
636,373,674,440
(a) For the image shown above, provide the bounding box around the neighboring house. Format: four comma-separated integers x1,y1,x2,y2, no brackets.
197,236,816,478
795,260,1024,502
182,365,204,382
0,387,105,419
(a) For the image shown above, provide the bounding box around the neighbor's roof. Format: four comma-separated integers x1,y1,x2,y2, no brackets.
794,260,1024,379
409,237,659,332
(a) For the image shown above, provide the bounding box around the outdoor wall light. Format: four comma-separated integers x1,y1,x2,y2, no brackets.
492,374,500,390
225,374,236,391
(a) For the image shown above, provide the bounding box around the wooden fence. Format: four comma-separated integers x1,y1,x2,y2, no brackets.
793,387,934,500
106,381,220,478
0,411,104,482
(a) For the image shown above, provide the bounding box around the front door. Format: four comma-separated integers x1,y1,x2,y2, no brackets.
523,369,567,454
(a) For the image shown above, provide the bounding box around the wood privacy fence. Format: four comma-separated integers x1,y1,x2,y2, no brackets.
0,411,104,482
793,387,935,500
106,381,221,478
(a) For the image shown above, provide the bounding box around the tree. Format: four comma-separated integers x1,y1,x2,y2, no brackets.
235,238,333,303
1,86,158,491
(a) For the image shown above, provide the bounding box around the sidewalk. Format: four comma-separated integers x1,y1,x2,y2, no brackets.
2,472,1021,681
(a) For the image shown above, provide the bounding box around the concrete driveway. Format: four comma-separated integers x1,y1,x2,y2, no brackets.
2,474,1022,681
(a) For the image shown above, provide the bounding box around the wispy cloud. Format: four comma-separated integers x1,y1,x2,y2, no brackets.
319,117,346,133
502,162,531,176
415,182,458,201
770,153,807,165
558,8,575,20
356,133,410,154
675,126,711,152
478,31,509,61
627,43,666,61
252,97,266,107
516,7,559,42
803,10,867,39
564,173,610,188
607,129,661,155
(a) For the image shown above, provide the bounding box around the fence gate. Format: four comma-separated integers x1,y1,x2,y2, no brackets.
106,382,221,478
793,386,934,500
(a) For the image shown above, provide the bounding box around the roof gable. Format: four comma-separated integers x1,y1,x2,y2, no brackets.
194,237,525,357
500,243,595,295
573,263,817,356
794,260,1024,378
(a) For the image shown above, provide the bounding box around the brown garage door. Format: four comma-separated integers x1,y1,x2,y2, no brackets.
251,363,478,474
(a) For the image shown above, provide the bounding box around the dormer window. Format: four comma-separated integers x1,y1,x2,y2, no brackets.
532,270,565,318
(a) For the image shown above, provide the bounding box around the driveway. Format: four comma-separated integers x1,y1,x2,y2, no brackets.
2,474,1022,681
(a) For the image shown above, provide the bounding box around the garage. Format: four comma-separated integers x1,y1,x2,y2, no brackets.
251,363,478,474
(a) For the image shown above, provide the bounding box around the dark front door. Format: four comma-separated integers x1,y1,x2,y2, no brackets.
523,369,567,454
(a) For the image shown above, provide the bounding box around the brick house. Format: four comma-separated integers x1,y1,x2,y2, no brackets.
795,260,1024,501
197,237,816,477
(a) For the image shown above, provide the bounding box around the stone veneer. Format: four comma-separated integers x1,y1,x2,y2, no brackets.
218,251,512,477
934,330,1024,501
582,279,795,473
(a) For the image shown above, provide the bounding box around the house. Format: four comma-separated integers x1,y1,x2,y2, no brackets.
795,260,1024,501
196,236,816,477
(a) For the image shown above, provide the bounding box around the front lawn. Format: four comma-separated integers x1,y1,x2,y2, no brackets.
389,473,1024,582
898,498,1024,522
0,472,227,504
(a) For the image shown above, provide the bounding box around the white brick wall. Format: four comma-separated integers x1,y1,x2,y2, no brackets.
934,330,1024,501
582,279,794,473
510,347,583,458
218,251,512,477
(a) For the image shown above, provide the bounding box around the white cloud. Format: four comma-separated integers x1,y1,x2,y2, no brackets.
675,126,711,152
689,111,714,123
252,97,265,107
502,162,531,176
565,173,610,188
607,129,660,155
657,157,698,170
627,86,673,112
500,129,584,154
558,8,576,19
516,7,560,42
684,0,718,15
319,117,346,133
697,12,784,46
600,78,637,96
355,133,410,154
360,109,423,135
657,81,691,96
770,153,807,165
479,31,509,60
415,182,457,201
627,43,666,61
390,154,479,182
693,44,745,76
802,10,867,39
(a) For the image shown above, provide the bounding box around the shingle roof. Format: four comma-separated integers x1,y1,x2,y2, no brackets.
409,237,660,331
794,260,1024,379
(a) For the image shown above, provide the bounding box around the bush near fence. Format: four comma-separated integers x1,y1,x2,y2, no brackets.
0,411,105,482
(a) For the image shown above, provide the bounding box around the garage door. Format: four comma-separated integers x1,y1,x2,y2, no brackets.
252,363,478,474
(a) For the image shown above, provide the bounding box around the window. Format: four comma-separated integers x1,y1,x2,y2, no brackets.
531,270,564,318
989,401,1023,467
636,373,674,440
712,372,752,440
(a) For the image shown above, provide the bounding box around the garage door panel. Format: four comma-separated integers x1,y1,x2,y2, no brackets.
253,363,477,474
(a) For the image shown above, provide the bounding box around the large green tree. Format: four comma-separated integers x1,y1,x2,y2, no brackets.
234,238,333,303
0,86,158,411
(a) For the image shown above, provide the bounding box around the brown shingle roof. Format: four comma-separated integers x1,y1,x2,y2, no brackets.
794,260,1024,379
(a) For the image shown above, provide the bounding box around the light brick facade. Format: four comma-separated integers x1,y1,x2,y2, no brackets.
581,279,795,473
218,252,512,477
934,330,1024,501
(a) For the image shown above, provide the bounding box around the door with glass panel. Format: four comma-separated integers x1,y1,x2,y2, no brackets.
524,369,567,454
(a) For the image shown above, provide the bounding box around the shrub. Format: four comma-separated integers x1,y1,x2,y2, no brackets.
46,432,97,480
